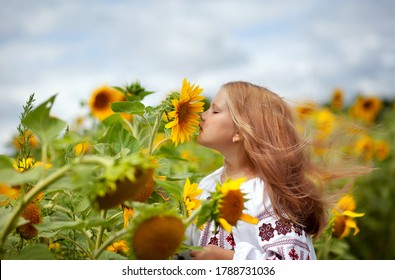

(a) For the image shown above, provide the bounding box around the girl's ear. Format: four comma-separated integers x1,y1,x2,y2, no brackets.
232,134,241,143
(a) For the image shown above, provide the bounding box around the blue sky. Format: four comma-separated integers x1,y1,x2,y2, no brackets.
1,0,394,154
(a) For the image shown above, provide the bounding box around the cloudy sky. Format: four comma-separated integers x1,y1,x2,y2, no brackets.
1,0,394,154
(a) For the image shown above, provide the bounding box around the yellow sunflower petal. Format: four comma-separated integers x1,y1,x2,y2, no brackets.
343,210,365,218
345,219,360,236
240,213,259,225
221,177,246,194
219,217,233,232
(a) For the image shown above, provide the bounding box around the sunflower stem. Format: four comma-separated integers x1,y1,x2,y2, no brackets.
93,228,129,259
184,204,203,228
95,209,107,250
147,110,164,155
58,234,95,260
152,137,170,154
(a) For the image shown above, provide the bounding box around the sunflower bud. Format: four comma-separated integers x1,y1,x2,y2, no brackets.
128,204,185,260
129,176,155,203
97,168,154,209
17,202,41,240
132,215,184,260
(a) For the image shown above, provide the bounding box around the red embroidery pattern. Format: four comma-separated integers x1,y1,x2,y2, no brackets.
208,235,219,246
293,224,303,236
259,219,304,242
288,247,299,260
226,233,236,248
274,221,292,236
259,223,275,241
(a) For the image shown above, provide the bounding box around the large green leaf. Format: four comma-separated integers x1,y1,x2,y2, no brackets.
99,119,140,155
6,244,55,260
21,95,67,145
111,101,145,116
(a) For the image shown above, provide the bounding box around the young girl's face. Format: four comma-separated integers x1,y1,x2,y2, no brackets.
197,88,237,154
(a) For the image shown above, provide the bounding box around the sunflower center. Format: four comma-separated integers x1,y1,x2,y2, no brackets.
179,103,188,122
132,216,184,259
94,92,110,109
362,100,373,111
332,215,346,238
219,190,244,226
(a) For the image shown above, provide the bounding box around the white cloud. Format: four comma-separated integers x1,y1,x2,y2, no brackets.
1,0,394,154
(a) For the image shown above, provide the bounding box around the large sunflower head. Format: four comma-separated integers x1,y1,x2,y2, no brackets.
164,78,205,146
128,203,185,260
94,154,157,209
89,85,128,121
196,178,258,233
218,178,258,232
331,194,365,239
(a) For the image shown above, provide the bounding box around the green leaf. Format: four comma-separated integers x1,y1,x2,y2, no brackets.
21,95,67,145
35,220,87,232
111,101,145,116
6,244,55,260
97,250,128,260
0,207,13,232
154,179,183,201
99,120,140,155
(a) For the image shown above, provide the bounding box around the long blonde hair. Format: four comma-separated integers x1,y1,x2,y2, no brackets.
222,81,369,238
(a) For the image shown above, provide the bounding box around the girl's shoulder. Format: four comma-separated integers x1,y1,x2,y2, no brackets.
199,166,223,185
198,167,224,197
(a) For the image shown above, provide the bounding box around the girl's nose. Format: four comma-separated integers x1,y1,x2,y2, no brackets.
200,110,207,120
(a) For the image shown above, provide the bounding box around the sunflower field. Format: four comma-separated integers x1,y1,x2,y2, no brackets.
0,79,394,260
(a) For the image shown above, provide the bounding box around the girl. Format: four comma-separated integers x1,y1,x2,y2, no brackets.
187,81,368,260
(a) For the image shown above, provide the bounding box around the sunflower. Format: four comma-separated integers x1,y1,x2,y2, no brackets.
350,95,382,124
374,140,390,161
197,178,258,232
314,108,336,140
295,102,317,120
0,183,20,206
128,204,185,260
48,242,61,252
164,78,205,146
107,240,129,256
332,194,364,239
12,130,39,150
331,88,344,110
183,178,202,217
217,178,258,232
123,205,134,228
74,142,92,156
354,134,374,161
89,85,129,121
17,202,41,240
13,157,35,173
95,155,156,209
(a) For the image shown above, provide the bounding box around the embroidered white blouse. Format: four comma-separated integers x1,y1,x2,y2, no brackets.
185,167,317,260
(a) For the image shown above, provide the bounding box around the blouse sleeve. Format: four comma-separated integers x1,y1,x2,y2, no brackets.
233,217,316,260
